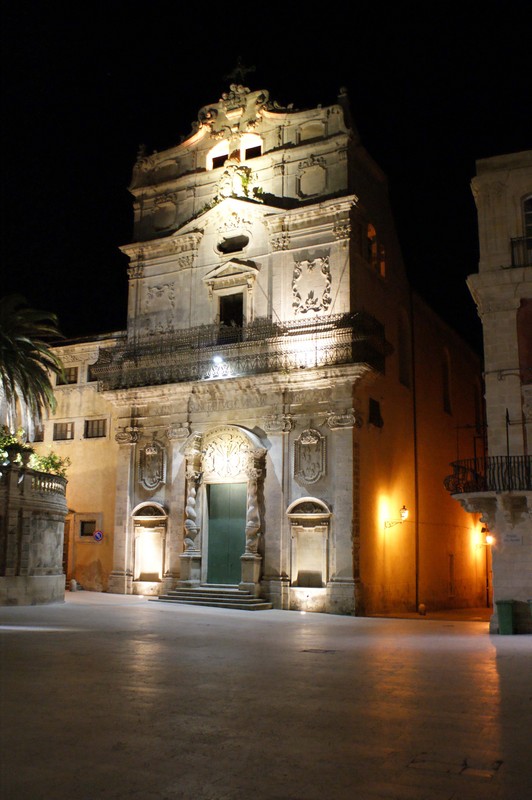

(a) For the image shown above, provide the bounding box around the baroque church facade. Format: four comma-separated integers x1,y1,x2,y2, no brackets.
37,84,486,615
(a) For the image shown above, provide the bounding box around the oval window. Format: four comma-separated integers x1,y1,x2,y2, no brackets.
217,234,249,254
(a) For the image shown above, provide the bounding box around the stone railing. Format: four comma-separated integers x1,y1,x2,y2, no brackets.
91,312,388,391
30,471,67,496
444,456,532,494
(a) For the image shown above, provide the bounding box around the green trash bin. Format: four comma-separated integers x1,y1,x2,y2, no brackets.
496,600,515,635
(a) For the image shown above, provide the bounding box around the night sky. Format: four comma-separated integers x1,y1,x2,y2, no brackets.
2,2,530,353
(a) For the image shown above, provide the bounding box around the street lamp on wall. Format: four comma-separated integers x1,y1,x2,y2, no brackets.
479,525,494,609
479,526,495,547
385,505,409,528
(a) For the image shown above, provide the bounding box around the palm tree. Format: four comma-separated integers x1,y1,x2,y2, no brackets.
0,295,64,438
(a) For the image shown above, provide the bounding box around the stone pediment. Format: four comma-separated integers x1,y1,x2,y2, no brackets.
178,197,279,236
202,259,260,293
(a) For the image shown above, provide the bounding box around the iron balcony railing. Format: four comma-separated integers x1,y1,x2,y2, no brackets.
444,456,532,494
510,236,532,268
91,312,388,391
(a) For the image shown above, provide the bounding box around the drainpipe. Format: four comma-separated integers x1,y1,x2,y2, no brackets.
409,289,420,611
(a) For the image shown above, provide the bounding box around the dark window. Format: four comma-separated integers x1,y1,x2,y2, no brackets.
212,154,228,169
56,367,78,386
53,422,74,441
80,520,96,537
244,145,261,160
217,234,249,254
398,313,411,388
525,196,532,239
368,398,384,428
84,419,107,439
524,197,532,265
32,426,44,443
442,354,452,414
87,364,98,382
366,223,385,277
218,293,243,344
367,224,377,268
219,293,243,328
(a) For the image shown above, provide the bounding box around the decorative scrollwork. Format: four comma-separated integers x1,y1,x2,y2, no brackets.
115,427,139,445
326,408,361,429
292,257,332,315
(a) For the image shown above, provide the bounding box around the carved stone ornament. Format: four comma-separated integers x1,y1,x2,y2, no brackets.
294,428,326,485
115,426,139,445
326,408,361,430
139,441,166,491
166,423,190,442
128,260,144,280
264,413,295,433
271,232,290,251
145,283,176,311
217,210,253,233
292,257,332,315
215,162,257,201
333,220,351,242
202,427,253,481
133,504,166,519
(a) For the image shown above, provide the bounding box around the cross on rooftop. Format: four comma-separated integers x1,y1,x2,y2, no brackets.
224,57,255,85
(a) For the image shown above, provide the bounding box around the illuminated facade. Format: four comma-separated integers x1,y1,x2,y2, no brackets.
36,85,486,614
446,151,532,632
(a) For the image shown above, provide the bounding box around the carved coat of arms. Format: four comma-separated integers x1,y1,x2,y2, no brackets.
294,428,326,484
139,441,166,491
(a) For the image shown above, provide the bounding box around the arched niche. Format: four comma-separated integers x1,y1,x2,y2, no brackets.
131,502,168,583
287,497,331,588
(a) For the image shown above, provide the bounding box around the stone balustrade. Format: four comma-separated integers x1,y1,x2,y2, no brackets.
0,465,68,605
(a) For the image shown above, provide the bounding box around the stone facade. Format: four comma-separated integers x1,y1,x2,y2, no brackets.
456,150,532,633
33,85,486,615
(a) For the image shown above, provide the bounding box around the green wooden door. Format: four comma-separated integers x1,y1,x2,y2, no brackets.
207,483,247,584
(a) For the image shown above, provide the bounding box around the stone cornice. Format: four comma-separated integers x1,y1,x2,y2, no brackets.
120,231,203,262
264,196,357,230
467,268,532,314
101,361,373,407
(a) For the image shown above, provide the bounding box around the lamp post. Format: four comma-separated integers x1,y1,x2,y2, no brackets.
480,526,494,608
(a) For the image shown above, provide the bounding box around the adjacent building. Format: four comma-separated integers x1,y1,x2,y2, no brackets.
446,150,532,632
34,84,486,615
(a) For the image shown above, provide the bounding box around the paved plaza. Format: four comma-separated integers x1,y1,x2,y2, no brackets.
1,592,531,800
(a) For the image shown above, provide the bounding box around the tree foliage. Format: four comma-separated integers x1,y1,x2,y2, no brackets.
0,295,64,435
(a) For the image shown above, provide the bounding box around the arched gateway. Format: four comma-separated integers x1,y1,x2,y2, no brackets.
179,426,267,595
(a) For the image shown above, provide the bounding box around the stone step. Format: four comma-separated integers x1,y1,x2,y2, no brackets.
164,590,249,600
156,597,273,611
152,585,272,611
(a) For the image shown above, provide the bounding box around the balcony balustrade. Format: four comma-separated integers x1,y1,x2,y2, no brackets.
92,312,387,391
444,455,532,494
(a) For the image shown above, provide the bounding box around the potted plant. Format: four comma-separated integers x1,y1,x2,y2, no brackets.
29,450,71,479
0,426,35,467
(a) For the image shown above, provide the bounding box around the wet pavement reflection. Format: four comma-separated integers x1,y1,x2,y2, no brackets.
1,592,530,800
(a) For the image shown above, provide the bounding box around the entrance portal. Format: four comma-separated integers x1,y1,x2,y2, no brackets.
207,483,247,584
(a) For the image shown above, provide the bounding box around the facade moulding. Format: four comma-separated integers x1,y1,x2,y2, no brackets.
120,231,203,262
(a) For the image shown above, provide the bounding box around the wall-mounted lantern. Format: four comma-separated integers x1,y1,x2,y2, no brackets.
385,505,409,528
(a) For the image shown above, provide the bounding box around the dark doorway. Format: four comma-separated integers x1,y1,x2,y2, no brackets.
218,293,243,343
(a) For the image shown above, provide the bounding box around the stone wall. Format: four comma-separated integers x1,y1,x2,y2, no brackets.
0,466,68,605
